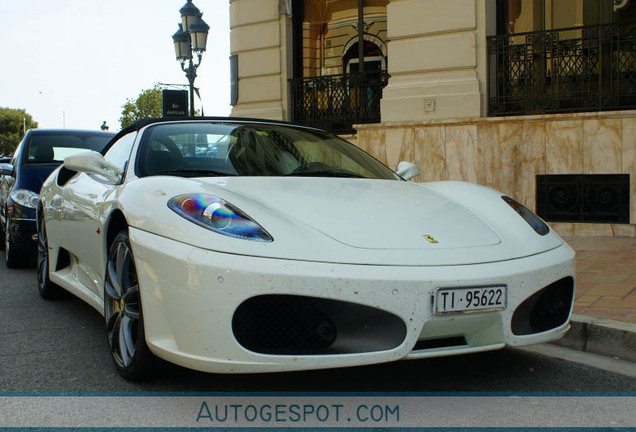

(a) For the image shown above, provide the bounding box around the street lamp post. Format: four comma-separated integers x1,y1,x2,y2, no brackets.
172,0,210,116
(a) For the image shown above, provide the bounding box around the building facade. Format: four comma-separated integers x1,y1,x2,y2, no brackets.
229,0,636,236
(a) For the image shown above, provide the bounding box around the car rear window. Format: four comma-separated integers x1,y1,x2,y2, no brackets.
26,133,112,164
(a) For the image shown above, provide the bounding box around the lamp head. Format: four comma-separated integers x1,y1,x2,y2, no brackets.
179,0,201,33
172,24,191,60
189,15,210,52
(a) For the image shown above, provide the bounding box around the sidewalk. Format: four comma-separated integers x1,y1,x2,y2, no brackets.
557,236,636,361
565,236,636,323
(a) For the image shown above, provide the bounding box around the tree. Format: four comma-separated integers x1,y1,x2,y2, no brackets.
0,108,38,156
119,85,163,129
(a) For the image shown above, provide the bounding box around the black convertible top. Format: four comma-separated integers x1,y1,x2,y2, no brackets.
103,116,310,154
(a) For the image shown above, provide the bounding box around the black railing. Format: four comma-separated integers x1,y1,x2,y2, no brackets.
290,71,389,134
536,174,630,223
488,23,636,116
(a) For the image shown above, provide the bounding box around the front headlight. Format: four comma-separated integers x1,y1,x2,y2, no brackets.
10,189,39,209
168,194,273,242
502,196,549,236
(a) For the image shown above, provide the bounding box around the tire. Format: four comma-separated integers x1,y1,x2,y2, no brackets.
104,231,157,380
5,217,23,269
0,212,6,252
37,209,63,299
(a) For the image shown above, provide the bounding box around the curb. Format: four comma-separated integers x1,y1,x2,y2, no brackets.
551,314,636,363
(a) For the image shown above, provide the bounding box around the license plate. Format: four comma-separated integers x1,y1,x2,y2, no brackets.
435,285,507,315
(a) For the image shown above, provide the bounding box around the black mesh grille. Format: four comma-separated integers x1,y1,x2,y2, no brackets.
232,294,407,355
232,295,337,354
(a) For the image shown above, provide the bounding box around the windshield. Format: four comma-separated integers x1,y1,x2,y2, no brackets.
26,132,113,164
137,122,398,180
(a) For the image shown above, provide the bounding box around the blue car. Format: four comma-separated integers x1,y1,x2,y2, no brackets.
0,129,114,267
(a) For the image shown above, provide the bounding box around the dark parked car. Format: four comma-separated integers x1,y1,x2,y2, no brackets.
0,129,114,267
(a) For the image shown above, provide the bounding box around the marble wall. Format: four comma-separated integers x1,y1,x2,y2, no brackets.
355,111,636,237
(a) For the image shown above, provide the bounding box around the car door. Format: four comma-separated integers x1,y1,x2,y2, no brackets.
0,149,22,227
0,157,12,214
60,131,137,295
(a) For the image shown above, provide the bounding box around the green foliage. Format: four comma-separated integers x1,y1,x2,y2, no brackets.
119,85,163,129
0,107,38,156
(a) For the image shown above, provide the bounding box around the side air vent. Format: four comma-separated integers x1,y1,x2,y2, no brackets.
57,167,78,187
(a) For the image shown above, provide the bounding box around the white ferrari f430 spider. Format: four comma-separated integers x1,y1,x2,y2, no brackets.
37,118,575,380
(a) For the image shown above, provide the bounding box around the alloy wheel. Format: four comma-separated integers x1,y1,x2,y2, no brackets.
4,219,10,259
4,217,21,268
104,234,141,369
36,209,61,298
36,212,48,289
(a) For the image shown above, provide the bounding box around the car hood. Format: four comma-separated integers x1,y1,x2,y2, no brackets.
122,177,564,266
214,177,501,250
19,163,61,193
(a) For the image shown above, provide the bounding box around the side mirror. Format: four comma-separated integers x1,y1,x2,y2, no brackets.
0,163,14,177
396,161,420,181
64,151,123,184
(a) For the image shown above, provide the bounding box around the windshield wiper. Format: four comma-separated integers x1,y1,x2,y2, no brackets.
285,163,365,178
286,170,365,178
153,169,237,178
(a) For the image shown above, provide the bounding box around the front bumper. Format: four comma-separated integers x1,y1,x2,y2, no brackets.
130,227,575,374
7,217,36,254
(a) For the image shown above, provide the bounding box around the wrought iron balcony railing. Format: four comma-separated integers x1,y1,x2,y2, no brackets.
487,23,636,116
290,71,389,134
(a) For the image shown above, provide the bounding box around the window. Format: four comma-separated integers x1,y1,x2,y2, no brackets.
498,0,633,35
137,122,397,179
489,0,636,115
104,132,137,174
290,0,390,133
26,133,112,164
299,0,387,77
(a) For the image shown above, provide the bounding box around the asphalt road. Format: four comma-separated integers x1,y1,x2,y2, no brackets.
2,255,636,393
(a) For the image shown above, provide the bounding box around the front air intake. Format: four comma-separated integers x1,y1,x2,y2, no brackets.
511,277,574,335
232,295,407,355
